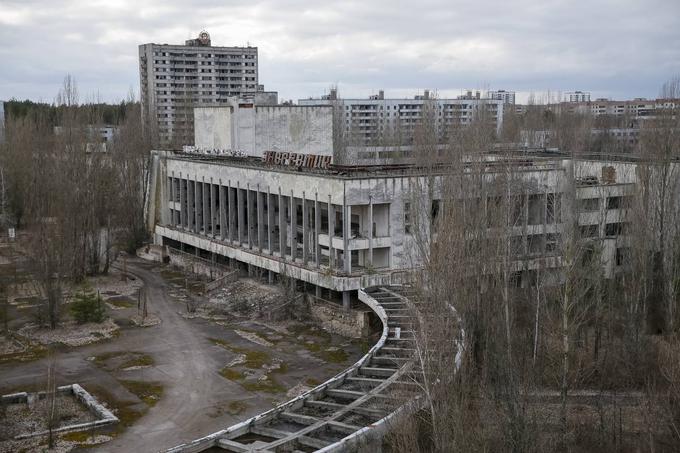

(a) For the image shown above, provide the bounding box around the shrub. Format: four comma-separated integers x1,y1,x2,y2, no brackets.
70,290,106,324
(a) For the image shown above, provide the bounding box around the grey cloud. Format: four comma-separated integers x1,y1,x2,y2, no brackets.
0,0,678,103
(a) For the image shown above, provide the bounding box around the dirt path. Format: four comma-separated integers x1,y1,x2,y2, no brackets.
0,258,363,452
101,262,252,452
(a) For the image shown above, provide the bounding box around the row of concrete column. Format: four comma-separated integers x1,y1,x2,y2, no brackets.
168,174,362,272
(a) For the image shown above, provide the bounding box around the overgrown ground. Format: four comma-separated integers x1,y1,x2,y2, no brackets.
0,252,366,452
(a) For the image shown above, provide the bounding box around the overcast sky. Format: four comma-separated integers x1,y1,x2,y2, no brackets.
1,0,679,104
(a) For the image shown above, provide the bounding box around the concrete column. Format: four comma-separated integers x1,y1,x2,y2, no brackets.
257,188,264,252
342,291,351,311
343,204,351,274
268,270,274,284
237,184,244,245
228,183,237,243
193,179,200,234
201,179,209,235
278,189,286,257
314,194,321,268
368,196,374,266
186,178,193,231
210,181,217,237
302,193,308,264
179,175,186,228
290,191,296,261
315,285,322,298
246,184,253,249
219,183,227,240
328,196,335,270
267,188,274,255
169,174,176,226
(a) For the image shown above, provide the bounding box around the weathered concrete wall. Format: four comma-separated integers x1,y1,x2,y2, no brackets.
194,107,231,150
232,105,333,158
308,296,370,338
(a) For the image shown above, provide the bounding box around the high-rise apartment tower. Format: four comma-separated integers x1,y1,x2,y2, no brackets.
139,31,259,146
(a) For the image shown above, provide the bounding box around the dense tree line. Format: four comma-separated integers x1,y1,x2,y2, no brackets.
4,97,136,127
0,77,151,329
388,79,680,452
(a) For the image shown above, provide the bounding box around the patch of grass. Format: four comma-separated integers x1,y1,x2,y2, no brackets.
107,299,134,308
220,367,244,381
87,385,146,429
92,351,154,371
118,380,164,407
0,344,47,364
303,343,322,353
227,400,248,415
209,338,270,369
61,431,94,442
120,354,154,369
320,348,349,363
242,377,286,394
305,377,321,387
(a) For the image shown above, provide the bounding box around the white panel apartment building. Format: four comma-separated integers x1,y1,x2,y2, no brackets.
488,90,516,105
298,91,504,145
139,31,260,146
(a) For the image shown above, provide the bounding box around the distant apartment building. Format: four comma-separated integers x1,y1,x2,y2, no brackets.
298,90,504,145
140,31,276,146
488,90,516,105
567,91,591,103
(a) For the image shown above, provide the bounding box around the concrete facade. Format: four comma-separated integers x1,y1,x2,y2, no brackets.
148,152,577,307
193,103,333,158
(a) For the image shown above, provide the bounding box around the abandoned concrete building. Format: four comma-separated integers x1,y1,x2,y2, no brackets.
146,101,641,312
139,31,277,146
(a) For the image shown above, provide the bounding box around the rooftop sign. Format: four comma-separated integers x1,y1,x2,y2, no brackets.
263,151,332,169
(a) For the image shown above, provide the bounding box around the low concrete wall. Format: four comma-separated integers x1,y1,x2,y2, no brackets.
308,296,370,338
2,384,119,440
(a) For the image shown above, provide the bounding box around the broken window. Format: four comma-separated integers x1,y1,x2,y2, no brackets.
579,197,600,212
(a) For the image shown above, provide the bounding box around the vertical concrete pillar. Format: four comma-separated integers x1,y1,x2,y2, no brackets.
267,188,274,255
368,196,374,266
344,204,351,274
342,291,351,311
228,183,237,243
328,196,335,270
193,179,200,234
169,174,176,226
237,184,244,245
246,184,253,249
257,187,264,252
302,193,308,264
209,180,216,236
202,178,210,235
290,191,296,261
278,189,286,257
314,194,321,268
179,175,186,229
315,285,322,298
187,177,194,231
219,183,227,240
268,270,274,284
